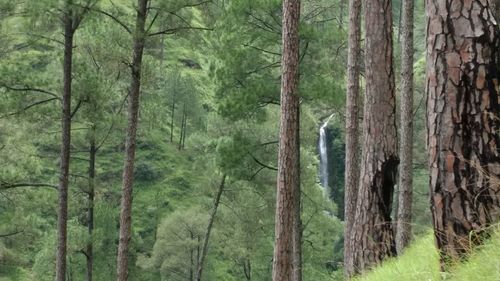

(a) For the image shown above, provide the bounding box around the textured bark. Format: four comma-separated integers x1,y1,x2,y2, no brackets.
350,0,398,274
86,126,96,281
396,0,414,255
196,175,227,281
425,0,500,270
55,5,74,281
343,0,362,276
116,0,147,280
272,0,301,280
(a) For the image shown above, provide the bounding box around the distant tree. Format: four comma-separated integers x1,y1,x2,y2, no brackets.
350,0,398,274
426,0,500,270
272,0,302,281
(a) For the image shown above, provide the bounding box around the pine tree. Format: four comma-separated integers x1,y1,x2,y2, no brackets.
272,0,302,280
426,0,500,270
350,0,398,273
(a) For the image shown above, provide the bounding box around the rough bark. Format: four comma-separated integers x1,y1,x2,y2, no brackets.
116,0,147,280
343,0,362,276
350,0,398,274
55,5,74,281
272,1,301,281
195,175,227,281
396,0,414,255
425,0,500,270
86,125,96,281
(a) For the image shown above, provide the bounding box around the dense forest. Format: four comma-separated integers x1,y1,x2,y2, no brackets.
0,0,498,281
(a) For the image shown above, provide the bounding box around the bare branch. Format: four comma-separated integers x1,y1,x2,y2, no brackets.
0,182,58,190
1,98,59,119
90,7,132,34
70,99,83,119
0,84,59,99
148,26,212,37
247,152,277,171
243,44,280,56
0,229,24,238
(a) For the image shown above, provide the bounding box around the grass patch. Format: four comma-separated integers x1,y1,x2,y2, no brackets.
356,226,500,281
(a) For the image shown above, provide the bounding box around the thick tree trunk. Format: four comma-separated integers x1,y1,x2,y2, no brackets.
116,0,147,280
86,125,96,281
272,1,301,281
350,0,398,274
55,6,74,281
195,175,227,281
343,0,362,276
396,0,414,255
426,0,500,270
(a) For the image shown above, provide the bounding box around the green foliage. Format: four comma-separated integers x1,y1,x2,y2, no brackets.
0,0,448,280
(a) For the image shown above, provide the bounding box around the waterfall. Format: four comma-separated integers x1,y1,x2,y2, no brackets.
319,114,334,190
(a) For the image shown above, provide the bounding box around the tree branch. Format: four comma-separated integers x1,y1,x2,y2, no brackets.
247,152,277,171
0,182,58,190
0,84,59,99
0,229,24,238
148,26,212,37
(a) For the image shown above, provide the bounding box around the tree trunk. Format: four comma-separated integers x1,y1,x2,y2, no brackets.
170,92,175,143
396,0,414,255
116,0,147,280
343,0,362,276
243,259,251,281
195,175,227,281
350,0,398,274
55,5,74,281
182,115,187,150
272,1,301,281
425,0,500,270
86,125,96,281
178,104,186,150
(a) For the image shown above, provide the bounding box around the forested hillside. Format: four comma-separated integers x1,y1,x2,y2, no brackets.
0,0,498,281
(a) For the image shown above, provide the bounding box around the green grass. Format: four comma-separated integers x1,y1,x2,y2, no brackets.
356,226,500,281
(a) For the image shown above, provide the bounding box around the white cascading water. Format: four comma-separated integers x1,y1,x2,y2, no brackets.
319,114,334,190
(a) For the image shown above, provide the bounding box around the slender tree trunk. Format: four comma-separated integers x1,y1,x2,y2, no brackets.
395,0,414,255
55,5,74,281
195,175,227,281
86,125,96,281
272,1,301,281
343,0,362,276
243,259,251,281
190,231,195,281
116,1,147,280
182,115,187,150
426,0,500,270
350,0,398,274
178,104,186,150
170,93,175,143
